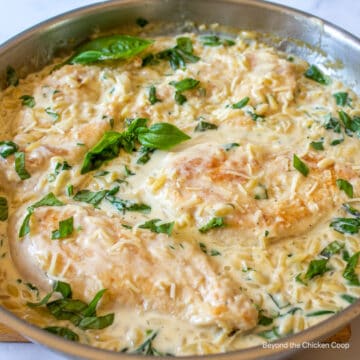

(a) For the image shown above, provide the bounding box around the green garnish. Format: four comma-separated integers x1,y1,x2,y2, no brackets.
231,97,249,109
304,65,331,85
170,78,200,105
0,141,18,158
320,241,344,259
324,114,341,133
258,327,280,340
14,152,31,180
51,217,74,240
45,107,59,121
199,217,225,233
293,154,309,177
336,179,353,198
333,92,351,107
44,326,79,342
304,259,329,280
20,95,35,108
343,252,360,286
68,35,153,64
6,66,18,87
339,110,360,135
139,219,174,236
0,197,8,221
330,137,344,146
340,294,358,304
194,121,218,132
310,140,324,151
137,146,155,164
133,331,167,356
148,85,161,105
330,217,360,234
200,35,235,47
106,195,151,214
306,310,335,317
223,143,240,151
343,203,360,217
73,189,110,207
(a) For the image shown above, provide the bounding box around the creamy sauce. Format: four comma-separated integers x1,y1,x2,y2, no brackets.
0,28,360,355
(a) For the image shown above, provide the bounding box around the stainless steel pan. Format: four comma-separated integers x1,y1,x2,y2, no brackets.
0,1,359,359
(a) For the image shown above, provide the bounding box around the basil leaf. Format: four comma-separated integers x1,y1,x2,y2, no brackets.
0,141,18,158
47,298,87,316
148,85,160,105
336,179,353,198
304,65,331,85
333,92,350,106
305,259,329,280
44,326,79,341
69,35,153,64
45,107,59,121
258,314,273,326
232,97,249,109
0,197,8,221
320,241,344,259
73,189,107,207
339,110,352,131
121,117,148,153
324,114,341,133
293,154,309,177
32,193,64,208
330,137,344,146
20,95,35,108
6,66,18,87
139,219,174,235
223,143,240,151
343,252,360,286
169,78,200,93
310,140,324,151
200,35,235,47
27,291,53,308
330,217,360,234
80,131,122,174
54,281,72,299
174,91,187,105
136,17,148,28
199,217,225,233
306,310,335,317
82,289,106,317
138,123,190,150
137,146,155,164
78,313,114,330
19,209,33,237
14,152,31,180
52,217,74,240
340,294,358,304
195,121,218,132
343,203,360,217
106,195,151,214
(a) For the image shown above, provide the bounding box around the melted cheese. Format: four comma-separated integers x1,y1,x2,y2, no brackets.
0,29,360,355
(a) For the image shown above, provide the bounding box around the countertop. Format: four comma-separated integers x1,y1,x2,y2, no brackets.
0,0,359,359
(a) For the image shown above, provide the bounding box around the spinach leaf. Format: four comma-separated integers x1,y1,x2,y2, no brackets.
148,85,160,105
330,217,360,234
310,140,324,151
0,141,18,158
78,313,114,330
80,131,122,174
343,252,360,286
320,241,344,259
200,35,235,47
194,121,218,132
199,217,225,233
6,66,18,87
139,219,174,236
44,326,79,341
20,95,35,108
293,154,309,177
336,179,353,198
137,123,190,150
232,97,249,109
304,65,331,85
68,35,153,64
0,197,8,221
54,281,72,299
333,92,350,107
304,259,329,280
14,152,31,180
106,195,151,214
51,217,74,240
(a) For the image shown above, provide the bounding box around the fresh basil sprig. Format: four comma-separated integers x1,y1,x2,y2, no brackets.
330,217,360,234
194,121,218,132
68,35,154,65
0,197,8,221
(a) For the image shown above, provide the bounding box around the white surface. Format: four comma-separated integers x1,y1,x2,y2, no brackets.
0,0,360,359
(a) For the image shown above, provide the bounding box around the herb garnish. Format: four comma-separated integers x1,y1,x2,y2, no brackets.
199,217,225,233
320,241,344,259
170,78,200,105
0,197,8,221
231,97,249,109
310,140,324,151
336,179,353,198
51,217,74,240
6,66,18,87
0,141,18,158
194,121,218,132
133,331,168,356
68,35,153,65
343,252,360,286
148,85,161,105
330,217,360,234
293,154,309,177
44,326,79,342
20,95,35,108
340,294,358,304
137,146,155,164
200,35,235,47
223,143,240,151
333,92,351,107
14,152,31,180
45,107,59,121
304,65,331,85
139,219,174,236
106,195,151,214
